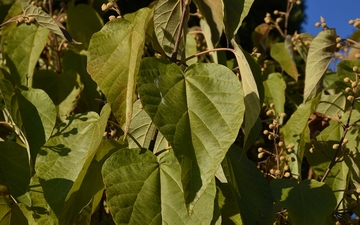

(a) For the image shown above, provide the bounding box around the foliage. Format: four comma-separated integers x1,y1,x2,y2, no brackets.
0,0,360,225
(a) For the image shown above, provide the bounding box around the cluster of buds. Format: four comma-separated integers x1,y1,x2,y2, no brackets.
250,47,261,59
315,16,328,29
101,1,122,20
335,35,345,51
264,12,283,25
291,31,311,51
344,66,360,102
16,16,36,26
288,0,301,5
349,18,360,28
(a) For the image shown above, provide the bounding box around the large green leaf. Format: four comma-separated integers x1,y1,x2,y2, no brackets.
154,0,185,58
35,104,111,217
223,0,254,40
87,8,153,134
271,179,336,225
0,141,30,199
128,100,168,153
316,92,346,117
304,29,336,102
11,86,57,161
304,120,348,208
282,96,320,179
59,139,124,225
102,148,220,224
264,73,286,122
3,24,49,86
270,42,299,81
216,181,242,224
137,58,244,211
222,145,275,224
193,0,223,46
0,195,29,225
66,4,103,50
231,40,263,149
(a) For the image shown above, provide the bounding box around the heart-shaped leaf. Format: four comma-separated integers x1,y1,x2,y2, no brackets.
137,57,244,211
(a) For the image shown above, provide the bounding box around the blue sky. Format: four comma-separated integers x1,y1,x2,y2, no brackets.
302,0,359,38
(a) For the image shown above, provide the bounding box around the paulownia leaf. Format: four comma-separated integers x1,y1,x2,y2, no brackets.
200,19,218,63
282,95,320,179
137,58,244,212
216,181,242,224
271,179,336,225
222,145,275,224
11,86,57,161
0,194,29,225
128,100,168,153
316,92,346,117
231,39,263,152
304,29,336,102
22,4,79,44
35,104,111,217
185,34,198,65
102,148,220,224
270,42,299,81
0,142,30,199
0,78,14,109
66,4,103,50
264,73,286,123
294,33,313,62
60,139,124,225
223,0,254,40
87,8,153,134
193,0,223,46
154,0,185,58
3,24,49,86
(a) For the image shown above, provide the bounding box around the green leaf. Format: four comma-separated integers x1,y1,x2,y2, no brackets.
185,34,198,66
199,19,218,63
316,92,346,117
0,141,30,199
304,29,336,102
154,0,184,58
222,145,275,224
35,105,111,217
193,0,224,46
60,139,124,225
223,0,254,40
337,60,360,82
12,86,57,161
66,4,103,50
3,24,49,86
264,73,286,123
294,33,314,62
271,179,336,225
270,42,299,81
304,120,348,207
282,96,320,179
87,8,153,134
62,50,101,113
231,40,263,148
128,100,168,153
137,58,244,211
0,78,14,109
22,4,79,44
102,148,220,224
216,182,242,224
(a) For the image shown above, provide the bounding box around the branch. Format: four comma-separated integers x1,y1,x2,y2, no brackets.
171,0,188,62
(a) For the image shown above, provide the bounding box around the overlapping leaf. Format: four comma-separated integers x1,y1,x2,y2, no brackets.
271,179,336,225
35,105,111,216
304,29,336,102
87,8,153,134
223,0,254,40
316,92,346,116
3,24,49,86
270,42,299,81
102,148,220,224
264,73,286,122
137,57,244,211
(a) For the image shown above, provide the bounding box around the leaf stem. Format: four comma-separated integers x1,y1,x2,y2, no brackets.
148,127,159,151
171,0,188,62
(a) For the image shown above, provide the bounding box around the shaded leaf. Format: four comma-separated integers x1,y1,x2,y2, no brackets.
304,29,336,102
200,19,218,63
185,33,198,65
3,24,49,86
222,145,275,224
216,182,242,224
137,58,244,211
223,0,254,40
0,142,30,199
22,4,80,43
102,148,220,224
154,0,186,59
0,78,14,109
271,179,336,225
294,33,313,62
263,73,286,123
35,105,111,217
308,112,330,140
87,8,153,134
252,23,271,53
66,4,103,50
270,42,299,81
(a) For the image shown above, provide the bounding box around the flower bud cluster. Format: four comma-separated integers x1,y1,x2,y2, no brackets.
315,16,328,29
16,16,36,26
349,18,360,28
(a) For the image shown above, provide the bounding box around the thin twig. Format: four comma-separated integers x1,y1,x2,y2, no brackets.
177,48,235,65
148,127,159,151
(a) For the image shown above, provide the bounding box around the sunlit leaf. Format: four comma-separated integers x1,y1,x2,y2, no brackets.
304,29,336,102
270,42,299,81
87,8,153,134
223,0,254,40
271,179,336,225
137,57,244,212
102,148,220,224
316,92,346,116
3,24,49,86
264,73,286,123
